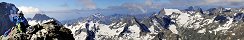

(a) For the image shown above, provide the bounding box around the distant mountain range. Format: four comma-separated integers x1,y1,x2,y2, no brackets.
62,6,244,40
2,2,244,40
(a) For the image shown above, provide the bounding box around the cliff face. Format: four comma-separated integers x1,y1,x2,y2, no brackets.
0,2,19,35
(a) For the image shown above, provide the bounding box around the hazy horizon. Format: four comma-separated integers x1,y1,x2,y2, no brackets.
2,0,244,21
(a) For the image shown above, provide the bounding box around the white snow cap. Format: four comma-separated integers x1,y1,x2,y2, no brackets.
164,9,182,15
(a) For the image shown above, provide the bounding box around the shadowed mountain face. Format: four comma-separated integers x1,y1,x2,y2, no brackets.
32,14,51,21
0,2,18,35
27,14,52,22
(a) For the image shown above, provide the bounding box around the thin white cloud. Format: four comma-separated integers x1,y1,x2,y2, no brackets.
168,0,244,6
79,0,96,9
122,4,147,13
201,0,244,6
18,6,40,14
145,0,153,6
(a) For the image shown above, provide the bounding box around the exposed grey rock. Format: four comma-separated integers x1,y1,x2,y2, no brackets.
6,20,75,40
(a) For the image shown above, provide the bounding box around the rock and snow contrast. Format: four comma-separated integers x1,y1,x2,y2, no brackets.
27,14,60,26
1,2,244,40
63,7,244,40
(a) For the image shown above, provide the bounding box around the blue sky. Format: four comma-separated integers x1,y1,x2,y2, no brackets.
2,0,165,11
1,0,244,21
1,0,168,21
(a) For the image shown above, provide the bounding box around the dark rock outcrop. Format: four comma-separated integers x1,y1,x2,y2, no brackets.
0,2,19,35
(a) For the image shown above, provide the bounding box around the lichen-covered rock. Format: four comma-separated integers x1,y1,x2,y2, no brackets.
7,19,75,40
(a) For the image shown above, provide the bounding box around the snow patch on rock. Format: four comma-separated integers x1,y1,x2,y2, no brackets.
197,28,206,33
169,25,178,34
164,9,182,15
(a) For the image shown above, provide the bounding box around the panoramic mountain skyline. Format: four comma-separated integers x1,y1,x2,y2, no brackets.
1,0,244,40
2,0,244,21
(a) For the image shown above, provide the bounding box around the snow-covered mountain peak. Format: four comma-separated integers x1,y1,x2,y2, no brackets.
61,6,244,40
92,13,104,18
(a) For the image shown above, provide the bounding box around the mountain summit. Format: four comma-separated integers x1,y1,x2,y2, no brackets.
0,2,74,40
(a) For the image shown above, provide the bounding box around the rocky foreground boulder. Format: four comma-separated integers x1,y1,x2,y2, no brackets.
1,19,75,40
